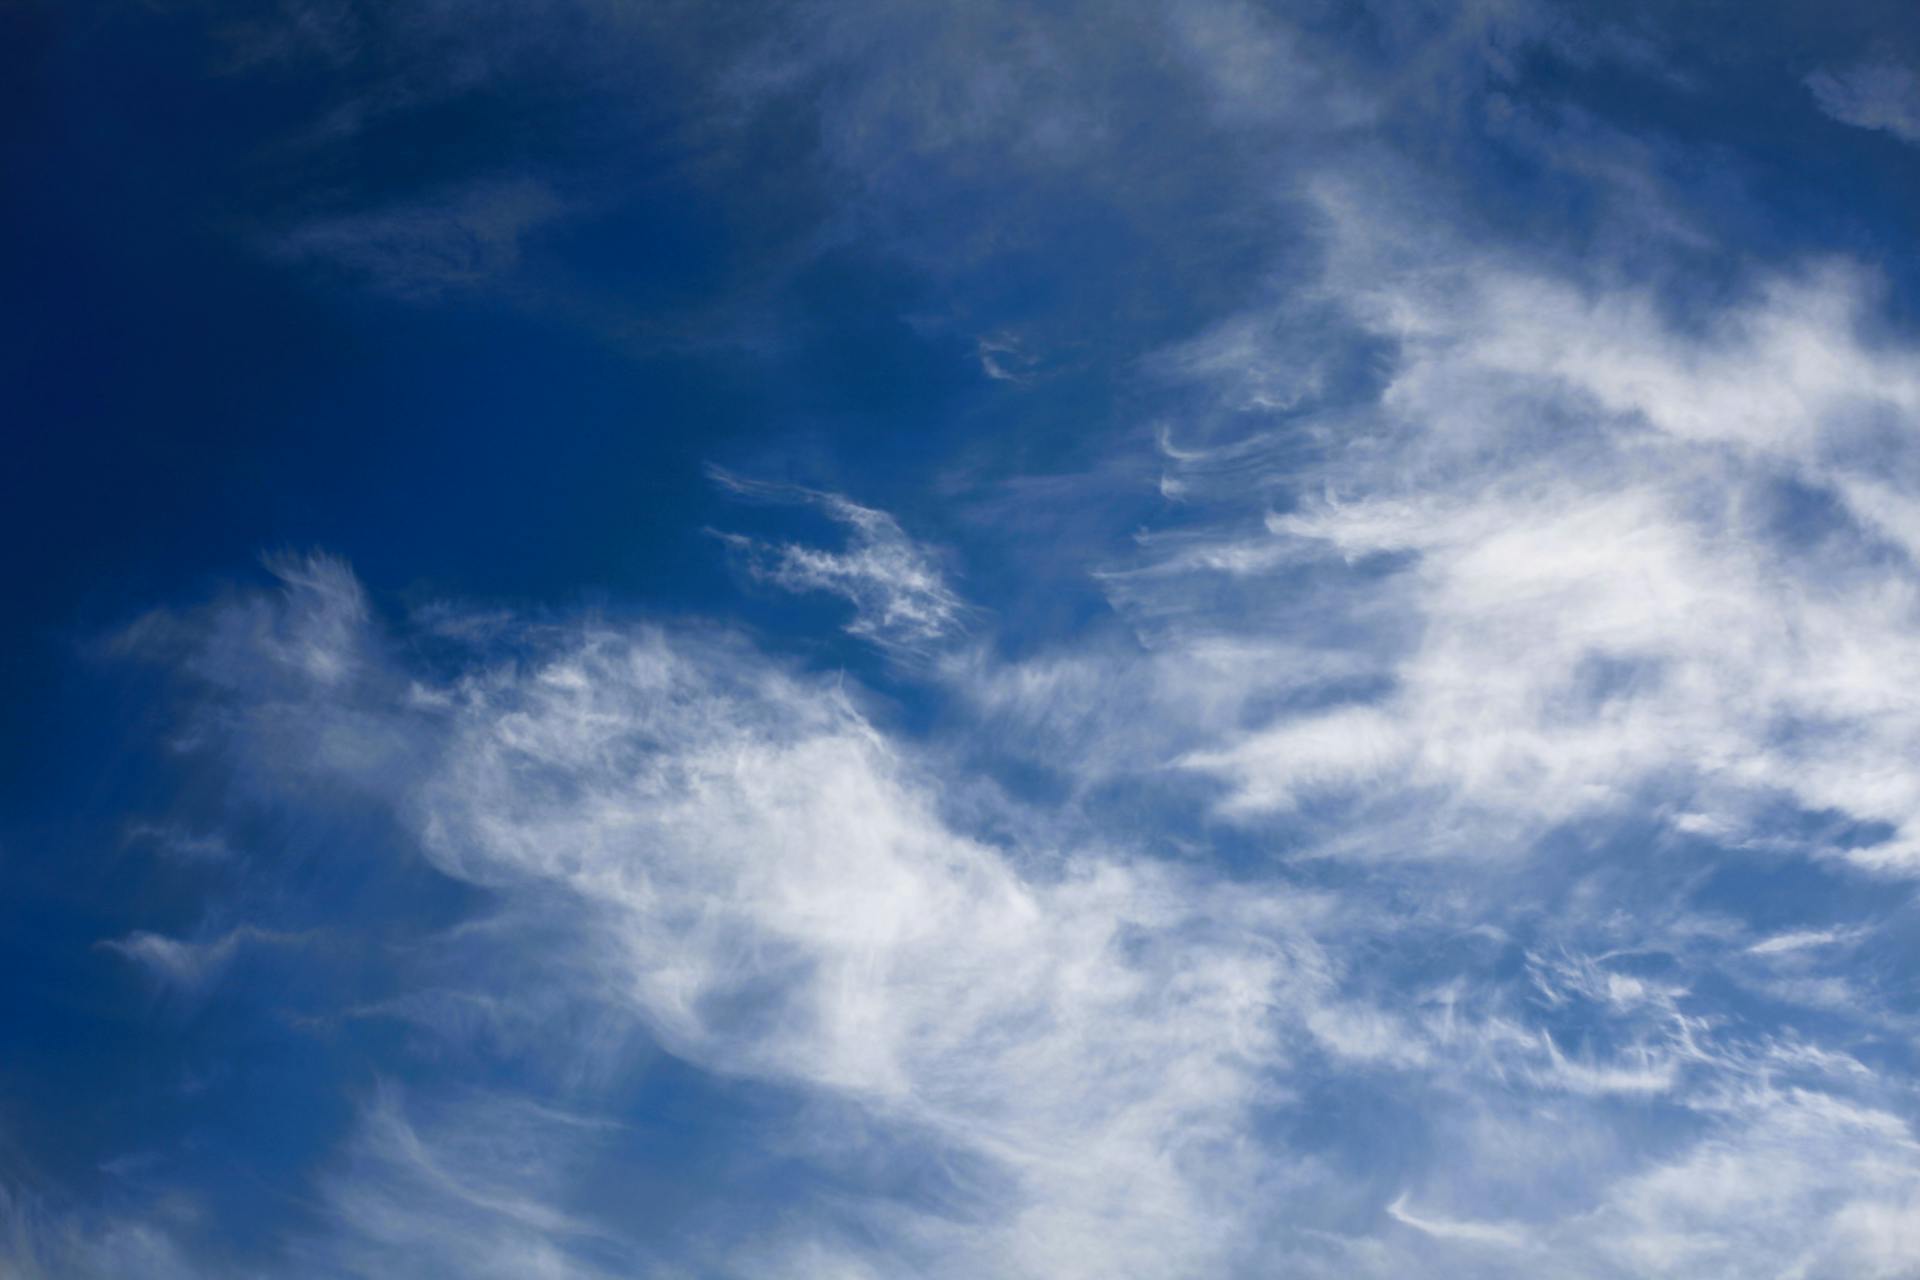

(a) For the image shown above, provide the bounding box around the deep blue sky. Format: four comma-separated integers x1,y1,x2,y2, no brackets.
11,2,1920,1276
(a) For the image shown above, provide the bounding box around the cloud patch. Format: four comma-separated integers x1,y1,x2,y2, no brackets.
273,179,565,299
711,469,969,653
1808,63,1920,144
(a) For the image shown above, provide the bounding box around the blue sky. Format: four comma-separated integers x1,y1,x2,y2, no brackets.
10,0,1920,1275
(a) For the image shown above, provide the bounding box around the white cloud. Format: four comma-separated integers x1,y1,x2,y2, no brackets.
274,178,565,299
149,558,1341,1275
1808,64,1920,145
1581,1086,1920,1279
1746,926,1868,957
1385,1194,1530,1249
0,1185,203,1280
1140,200,1920,869
711,469,968,653
291,1088,637,1280
407,621,1313,1274
99,925,301,992
976,333,1042,383
122,822,235,863
1179,704,1410,815
129,550,1920,1277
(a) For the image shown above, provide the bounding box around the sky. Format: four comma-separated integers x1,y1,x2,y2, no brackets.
10,0,1920,1275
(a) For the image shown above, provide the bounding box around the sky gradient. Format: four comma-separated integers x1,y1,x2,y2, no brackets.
9,1,1920,1276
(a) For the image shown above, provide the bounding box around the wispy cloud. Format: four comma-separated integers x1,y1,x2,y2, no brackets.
100,925,304,991
291,1087,636,1280
1808,63,1920,144
120,550,1920,1276
122,822,235,863
1135,196,1920,869
710,468,969,654
1746,926,1870,956
975,333,1041,383
0,1184,203,1280
143,557,1333,1274
1385,1195,1530,1249
272,178,565,299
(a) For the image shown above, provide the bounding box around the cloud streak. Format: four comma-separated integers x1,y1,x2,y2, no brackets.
1808,64,1920,145
711,469,969,654
99,925,301,992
